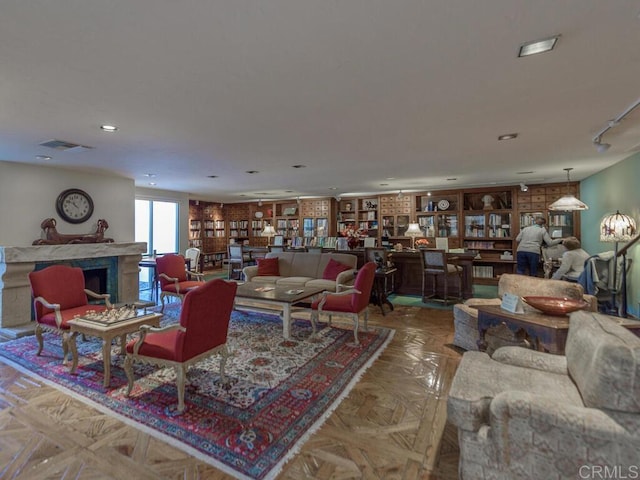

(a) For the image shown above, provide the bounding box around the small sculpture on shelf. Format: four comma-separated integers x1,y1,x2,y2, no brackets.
33,218,114,245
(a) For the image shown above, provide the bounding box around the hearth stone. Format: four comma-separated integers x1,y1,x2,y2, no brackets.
0,242,146,339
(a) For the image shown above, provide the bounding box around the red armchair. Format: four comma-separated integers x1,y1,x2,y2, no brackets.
124,279,237,413
310,262,377,345
29,265,112,363
156,253,204,311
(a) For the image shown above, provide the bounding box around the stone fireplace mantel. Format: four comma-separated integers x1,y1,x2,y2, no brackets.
0,242,146,339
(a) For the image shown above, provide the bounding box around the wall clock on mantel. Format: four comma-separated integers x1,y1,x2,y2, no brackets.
56,188,94,224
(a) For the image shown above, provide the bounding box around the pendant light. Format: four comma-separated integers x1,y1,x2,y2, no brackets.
548,168,588,211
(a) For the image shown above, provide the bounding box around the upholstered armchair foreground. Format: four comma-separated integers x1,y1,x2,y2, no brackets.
125,279,237,413
447,310,640,479
452,273,597,351
29,265,112,363
156,253,204,312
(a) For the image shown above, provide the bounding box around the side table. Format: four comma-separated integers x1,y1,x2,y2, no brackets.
370,267,396,315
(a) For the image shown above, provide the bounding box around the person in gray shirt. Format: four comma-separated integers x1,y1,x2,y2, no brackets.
516,217,562,276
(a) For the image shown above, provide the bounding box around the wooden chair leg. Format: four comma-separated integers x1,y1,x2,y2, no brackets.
35,324,44,356
124,355,135,396
176,365,187,412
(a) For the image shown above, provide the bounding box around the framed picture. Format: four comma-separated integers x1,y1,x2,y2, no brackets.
273,235,284,246
283,207,297,216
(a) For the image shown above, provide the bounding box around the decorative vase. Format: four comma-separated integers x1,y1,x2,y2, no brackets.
347,237,359,250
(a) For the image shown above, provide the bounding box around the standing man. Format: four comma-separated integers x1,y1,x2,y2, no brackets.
516,217,562,276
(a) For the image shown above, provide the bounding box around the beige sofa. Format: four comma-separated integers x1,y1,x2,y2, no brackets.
452,274,597,351
242,251,357,292
448,310,640,479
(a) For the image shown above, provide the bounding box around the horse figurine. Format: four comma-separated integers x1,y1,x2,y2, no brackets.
33,218,114,245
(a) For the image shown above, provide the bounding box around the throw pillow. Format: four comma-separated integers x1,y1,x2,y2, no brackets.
323,258,352,280
257,257,280,276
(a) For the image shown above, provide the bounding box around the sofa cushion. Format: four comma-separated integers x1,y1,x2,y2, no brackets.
275,277,314,288
251,275,282,285
447,351,583,432
257,257,280,276
565,311,640,413
322,258,353,280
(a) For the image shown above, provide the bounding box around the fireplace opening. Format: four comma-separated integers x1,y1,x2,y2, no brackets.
84,268,108,296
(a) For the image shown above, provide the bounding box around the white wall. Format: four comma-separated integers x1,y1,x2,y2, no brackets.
0,161,135,246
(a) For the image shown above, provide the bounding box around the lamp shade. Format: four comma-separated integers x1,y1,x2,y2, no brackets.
600,211,637,242
405,223,422,237
261,224,276,237
548,194,589,211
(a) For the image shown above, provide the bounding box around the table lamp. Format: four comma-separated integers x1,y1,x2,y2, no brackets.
261,224,276,245
600,210,637,316
405,223,423,251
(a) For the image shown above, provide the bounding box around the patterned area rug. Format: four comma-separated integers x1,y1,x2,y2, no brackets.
0,306,394,479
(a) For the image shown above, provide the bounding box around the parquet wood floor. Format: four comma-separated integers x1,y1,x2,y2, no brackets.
0,305,461,479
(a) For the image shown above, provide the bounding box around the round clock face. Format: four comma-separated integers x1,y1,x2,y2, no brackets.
437,199,450,210
56,188,94,224
255,211,264,219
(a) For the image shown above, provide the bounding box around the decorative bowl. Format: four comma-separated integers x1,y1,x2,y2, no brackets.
522,296,589,316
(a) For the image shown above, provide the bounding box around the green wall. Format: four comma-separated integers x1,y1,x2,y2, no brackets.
580,153,640,317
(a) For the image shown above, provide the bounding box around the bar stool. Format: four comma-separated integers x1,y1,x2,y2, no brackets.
421,249,462,305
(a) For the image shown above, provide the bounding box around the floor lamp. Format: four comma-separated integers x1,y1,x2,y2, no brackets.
600,210,637,317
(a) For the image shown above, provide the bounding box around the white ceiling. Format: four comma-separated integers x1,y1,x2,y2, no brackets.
1,0,640,202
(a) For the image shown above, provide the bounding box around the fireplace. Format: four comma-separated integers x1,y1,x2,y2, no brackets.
0,242,146,338
33,256,118,301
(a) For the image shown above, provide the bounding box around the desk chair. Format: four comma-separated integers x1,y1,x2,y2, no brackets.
227,244,253,279
421,249,462,305
185,247,201,273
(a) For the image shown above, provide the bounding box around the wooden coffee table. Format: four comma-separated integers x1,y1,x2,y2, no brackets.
476,305,640,355
68,309,162,387
234,283,325,339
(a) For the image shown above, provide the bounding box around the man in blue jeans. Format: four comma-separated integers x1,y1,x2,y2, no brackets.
516,217,563,276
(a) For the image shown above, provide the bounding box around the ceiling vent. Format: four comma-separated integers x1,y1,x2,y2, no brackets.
39,139,94,152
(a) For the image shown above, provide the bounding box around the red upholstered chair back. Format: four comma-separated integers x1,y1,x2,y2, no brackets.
177,279,237,361
351,262,377,312
156,254,188,287
29,265,88,320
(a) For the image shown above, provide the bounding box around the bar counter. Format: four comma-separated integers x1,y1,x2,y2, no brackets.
386,250,476,299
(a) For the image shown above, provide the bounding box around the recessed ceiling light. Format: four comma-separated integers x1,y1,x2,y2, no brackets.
36,155,52,160
291,165,306,169
246,170,259,174
148,182,156,186
239,194,246,197
518,35,560,57
498,133,518,141
284,190,294,193
379,183,389,186
207,175,218,178
517,171,534,175
386,177,395,180
446,178,457,181
100,124,118,132
329,187,338,190
144,173,156,178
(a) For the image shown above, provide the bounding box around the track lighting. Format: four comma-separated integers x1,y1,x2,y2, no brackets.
520,183,528,192
397,190,404,199
258,199,263,207
592,97,640,153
